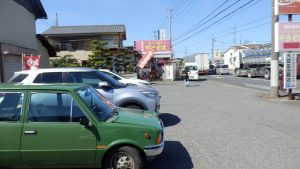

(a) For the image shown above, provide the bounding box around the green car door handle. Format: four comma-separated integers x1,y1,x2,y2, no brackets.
24,130,37,135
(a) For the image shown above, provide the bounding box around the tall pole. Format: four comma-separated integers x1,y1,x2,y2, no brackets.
169,9,173,58
211,35,215,61
270,0,279,98
287,14,294,100
56,13,59,26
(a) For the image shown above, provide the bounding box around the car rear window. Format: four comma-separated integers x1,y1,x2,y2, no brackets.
33,72,63,83
222,65,228,68
9,74,28,82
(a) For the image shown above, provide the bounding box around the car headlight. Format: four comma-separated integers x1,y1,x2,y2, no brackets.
141,91,158,98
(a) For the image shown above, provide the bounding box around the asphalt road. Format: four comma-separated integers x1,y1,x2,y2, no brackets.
205,74,300,92
147,77,300,169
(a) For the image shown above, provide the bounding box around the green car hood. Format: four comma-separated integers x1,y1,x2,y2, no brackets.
111,108,162,129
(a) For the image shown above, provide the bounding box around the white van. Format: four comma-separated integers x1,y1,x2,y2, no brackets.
184,63,199,80
216,64,229,75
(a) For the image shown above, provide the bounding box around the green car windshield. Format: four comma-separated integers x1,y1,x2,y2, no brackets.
76,87,116,121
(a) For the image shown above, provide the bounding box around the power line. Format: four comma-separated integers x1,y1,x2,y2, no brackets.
173,0,197,21
173,0,237,41
216,20,270,39
173,0,260,46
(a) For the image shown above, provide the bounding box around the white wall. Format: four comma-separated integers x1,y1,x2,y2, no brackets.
57,50,92,65
223,48,241,70
0,0,37,50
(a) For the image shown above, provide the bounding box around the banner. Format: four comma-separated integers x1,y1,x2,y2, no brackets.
283,53,297,89
136,51,154,69
23,54,41,70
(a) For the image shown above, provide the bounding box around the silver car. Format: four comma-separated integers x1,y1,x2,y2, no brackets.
8,67,160,112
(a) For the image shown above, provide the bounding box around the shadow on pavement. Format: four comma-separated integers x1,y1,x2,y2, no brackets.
146,141,193,169
159,113,181,127
197,78,207,82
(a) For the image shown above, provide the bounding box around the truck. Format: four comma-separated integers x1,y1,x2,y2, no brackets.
234,49,279,79
183,62,199,80
195,53,210,75
184,53,210,75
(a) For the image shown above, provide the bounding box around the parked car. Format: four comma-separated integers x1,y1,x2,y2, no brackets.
215,64,229,75
99,69,150,86
9,67,160,112
0,83,164,169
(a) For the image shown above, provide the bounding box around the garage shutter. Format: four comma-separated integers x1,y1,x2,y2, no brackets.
3,55,22,82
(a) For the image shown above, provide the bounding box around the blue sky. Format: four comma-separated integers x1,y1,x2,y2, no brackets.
36,0,272,58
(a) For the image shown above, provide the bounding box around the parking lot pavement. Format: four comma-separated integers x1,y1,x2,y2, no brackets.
148,79,300,169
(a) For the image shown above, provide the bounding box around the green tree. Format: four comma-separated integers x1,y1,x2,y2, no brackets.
88,40,112,69
50,54,80,67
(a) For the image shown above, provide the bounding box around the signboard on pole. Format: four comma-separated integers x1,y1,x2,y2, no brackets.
275,0,300,15
275,22,300,52
283,52,297,89
23,54,41,70
136,51,154,69
134,40,171,54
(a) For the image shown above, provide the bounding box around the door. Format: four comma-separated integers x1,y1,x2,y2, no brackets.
0,91,24,167
68,71,114,101
21,91,96,167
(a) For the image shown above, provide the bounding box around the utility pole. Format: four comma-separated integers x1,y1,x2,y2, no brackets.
169,8,173,58
287,14,294,100
233,27,237,50
211,35,215,61
270,0,279,98
56,13,59,26
185,48,188,58
153,30,158,40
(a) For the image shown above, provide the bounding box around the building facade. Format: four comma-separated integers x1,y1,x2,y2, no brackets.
0,0,53,82
42,25,128,66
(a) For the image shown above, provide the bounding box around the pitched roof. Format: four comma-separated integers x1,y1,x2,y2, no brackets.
14,0,47,19
42,25,126,35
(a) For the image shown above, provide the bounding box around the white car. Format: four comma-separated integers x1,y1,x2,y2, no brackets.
216,64,229,75
99,69,150,86
8,67,160,112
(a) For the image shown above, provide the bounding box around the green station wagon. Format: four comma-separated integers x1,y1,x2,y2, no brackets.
0,84,164,169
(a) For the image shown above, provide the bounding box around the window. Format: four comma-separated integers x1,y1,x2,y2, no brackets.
33,72,63,83
8,74,28,82
101,71,121,80
28,92,85,122
76,87,114,121
0,92,23,121
69,72,105,88
222,65,228,68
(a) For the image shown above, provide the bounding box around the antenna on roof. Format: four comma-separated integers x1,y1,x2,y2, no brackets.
56,13,59,26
